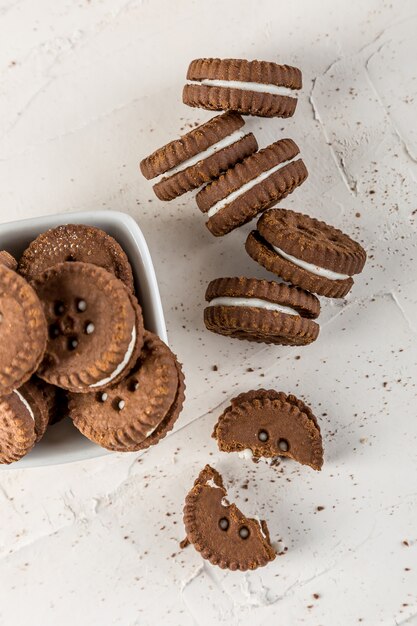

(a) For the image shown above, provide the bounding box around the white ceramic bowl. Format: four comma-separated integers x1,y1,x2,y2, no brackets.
0,210,167,469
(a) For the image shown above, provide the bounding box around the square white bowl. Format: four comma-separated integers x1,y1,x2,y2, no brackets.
0,210,167,469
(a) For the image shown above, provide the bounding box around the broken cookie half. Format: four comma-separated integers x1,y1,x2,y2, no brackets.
213,389,324,470
182,465,276,571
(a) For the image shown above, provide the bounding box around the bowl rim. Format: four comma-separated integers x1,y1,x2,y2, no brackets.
0,209,168,469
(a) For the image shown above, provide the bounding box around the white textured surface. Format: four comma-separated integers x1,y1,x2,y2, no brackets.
1,1,417,624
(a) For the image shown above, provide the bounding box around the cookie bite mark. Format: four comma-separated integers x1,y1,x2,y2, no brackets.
196,139,308,236
183,465,276,570
140,112,258,201
246,209,366,298
183,58,302,118
204,277,320,346
213,389,323,470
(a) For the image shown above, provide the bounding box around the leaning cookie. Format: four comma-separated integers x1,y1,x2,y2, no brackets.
68,331,185,451
0,379,50,464
140,112,258,201
213,389,323,470
18,224,135,292
246,209,367,297
196,139,307,236
182,465,276,571
32,262,144,392
0,264,47,396
183,58,301,118
0,250,18,271
204,277,320,345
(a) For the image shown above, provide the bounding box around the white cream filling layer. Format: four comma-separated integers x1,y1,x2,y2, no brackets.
161,129,246,179
208,296,299,317
207,153,299,218
271,245,350,281
90,326,137,388
14,390,35,422
238,448,254,460
192,79,297,98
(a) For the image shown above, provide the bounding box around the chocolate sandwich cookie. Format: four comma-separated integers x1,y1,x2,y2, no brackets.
196,139,307,236
246,209,367,298
182,465,276,570
0,379,50,464
18,224,134,292
140,112,258,201
213,389,323,470
30,376,61,427
204,277,320,345
0,250,17,271
68,331,185,451
0,264,47,396
33,262,144,392
183,58,301,118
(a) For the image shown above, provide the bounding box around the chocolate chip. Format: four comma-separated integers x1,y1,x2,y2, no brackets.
54,301,65,316
76,299,87,312
85,322,95,334
49,324,60,338
99,392,108,402
128,379,139,392
117,399,125,411
278,438,289,452
219,517,229,531
239,526,250,539
68,337,78,350
258,429,269,442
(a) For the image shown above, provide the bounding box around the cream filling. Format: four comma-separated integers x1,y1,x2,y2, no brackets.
14,390,35,422
89,326,136,388
207,296,299,317
207,154,299,218
193,78,297,98
271,245,350,281
238,448,254,460
161,129,246,179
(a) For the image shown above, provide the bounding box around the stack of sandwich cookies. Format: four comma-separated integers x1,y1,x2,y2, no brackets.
204,277,320,345
213,389,323,470
0,224,186,463
183,58,302,118
140,112,258,201
246,208,367,298
196,139,307,236
68,331,185,452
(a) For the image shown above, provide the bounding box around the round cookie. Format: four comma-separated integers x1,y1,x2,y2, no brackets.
32,262,144,392
0,250,18,271
196,139,307,236
246,208,367,298
0,264,47,396
183,58,301,118
0,380,50,464
213,389,323,470
68,331,185,451
18,224,135,292
140,112,258,201
182,465,276,571
204,276,320,346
